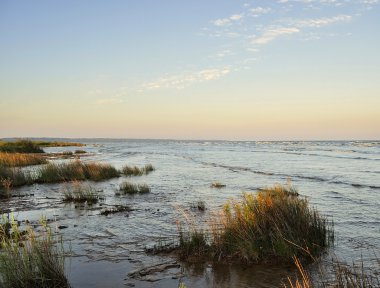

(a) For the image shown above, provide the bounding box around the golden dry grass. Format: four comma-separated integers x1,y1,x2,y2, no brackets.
0,152,47,167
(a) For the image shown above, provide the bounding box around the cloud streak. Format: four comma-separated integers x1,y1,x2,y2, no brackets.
142,67,231,90
212,13,244,26
253,27,300,45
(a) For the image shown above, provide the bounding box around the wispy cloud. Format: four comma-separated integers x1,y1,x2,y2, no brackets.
252,27,300,45
142,67,231,90
251,7,272,17
212,13,244,26
294,15,352,27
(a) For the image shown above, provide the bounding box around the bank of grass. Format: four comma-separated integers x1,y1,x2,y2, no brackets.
0,219,70,288
36,160,120,183
33,140,85,147
118,181,150,195
122,164,155,176
177,184,333,263
0,152,47,167
0,140,44,153
1,160,155,189
63,183,100,205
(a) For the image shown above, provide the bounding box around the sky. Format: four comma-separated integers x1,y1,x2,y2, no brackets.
0,0,379,140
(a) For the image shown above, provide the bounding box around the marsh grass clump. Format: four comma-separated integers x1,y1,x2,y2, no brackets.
0,152,47,167
211,185,333,263
0,219,70,288
36,160,120,183
0,140,44,153
63,184,100,205
175,184,332,264
118,181,150,195
121,164,155,176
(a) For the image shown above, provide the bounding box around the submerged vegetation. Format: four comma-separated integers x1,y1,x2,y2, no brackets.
118,181,150,194
0,152,47,167
211,182,226,188
122,164,155,176
176,184,333,263
0,218,70,288
100,205,133,216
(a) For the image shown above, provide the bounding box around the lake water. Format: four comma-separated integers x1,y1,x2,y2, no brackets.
2,140,380,287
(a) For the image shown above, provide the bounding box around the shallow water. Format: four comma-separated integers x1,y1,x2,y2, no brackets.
2,140,380,287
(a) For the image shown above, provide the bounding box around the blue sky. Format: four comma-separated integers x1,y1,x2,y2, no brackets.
0,0,379,140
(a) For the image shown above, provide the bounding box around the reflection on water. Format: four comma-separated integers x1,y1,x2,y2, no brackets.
1,140,379,287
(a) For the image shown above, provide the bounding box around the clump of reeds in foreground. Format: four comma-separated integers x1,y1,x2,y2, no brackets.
118,181,150,195
0,139,44,153
286,256,380,288
0,152,47,167
121,164,155,176
177,184,333,263
36,160,120,183
63,183,100,205
0,218,70,288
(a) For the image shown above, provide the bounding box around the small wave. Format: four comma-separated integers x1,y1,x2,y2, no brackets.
330,181,380,190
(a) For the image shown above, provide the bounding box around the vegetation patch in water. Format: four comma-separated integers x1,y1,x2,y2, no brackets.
176,184,333,263
118,181,150,194
121,164,155,176
63,183,101,205
36,160,120,183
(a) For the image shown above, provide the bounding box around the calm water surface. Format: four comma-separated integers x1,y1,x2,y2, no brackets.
2,140,379,287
